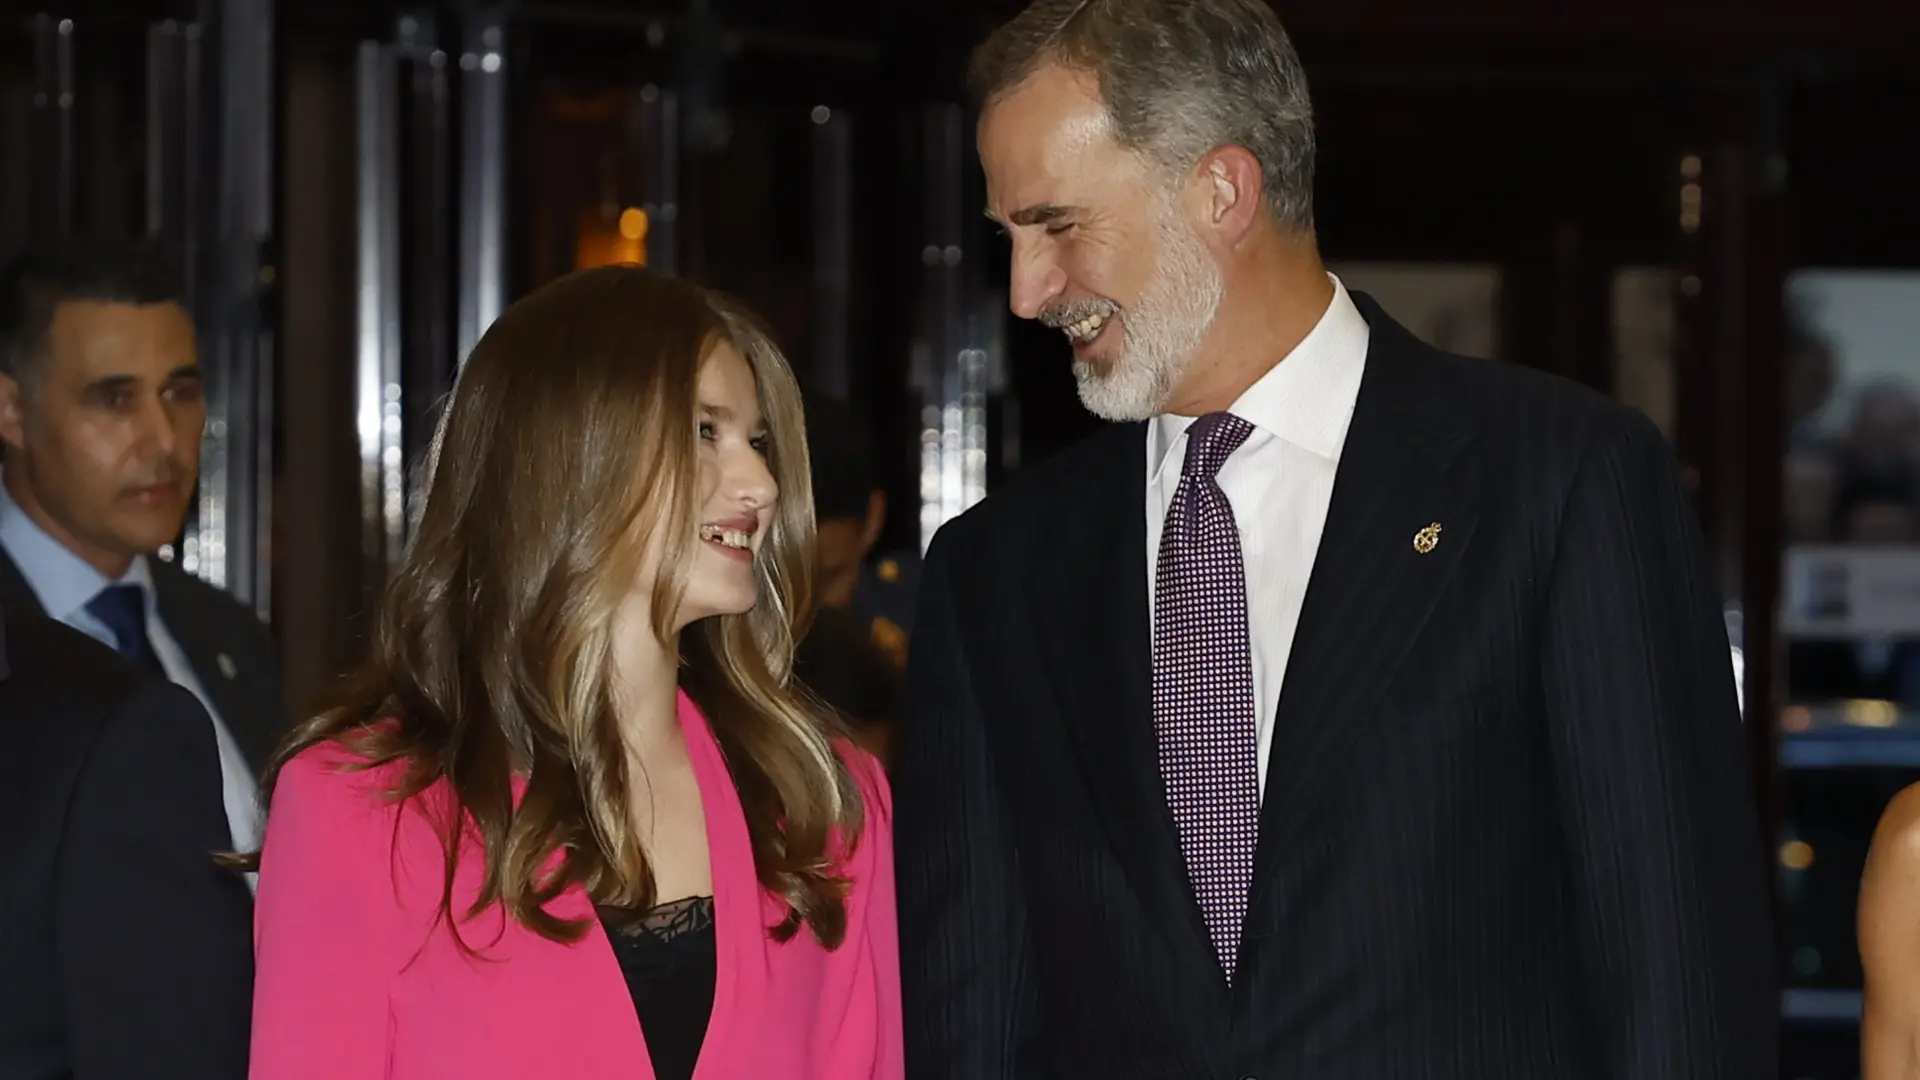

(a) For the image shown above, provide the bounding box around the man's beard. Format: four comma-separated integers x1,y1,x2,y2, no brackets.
1072,208,1223,422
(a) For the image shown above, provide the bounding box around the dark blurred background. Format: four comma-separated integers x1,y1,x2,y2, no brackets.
4,1,1919,1073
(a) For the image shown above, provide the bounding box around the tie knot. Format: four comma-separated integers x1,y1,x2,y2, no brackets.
88,583,145,620
86,583,147,638
1181,412,1254,481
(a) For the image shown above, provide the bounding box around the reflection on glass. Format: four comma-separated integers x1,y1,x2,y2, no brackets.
1609,267,1677,440
1326,262,1502,359
1783,271,1920,713
1783,272,1920,545
1778,270,1920,1029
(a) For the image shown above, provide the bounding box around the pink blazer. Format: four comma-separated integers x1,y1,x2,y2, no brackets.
249,690,901,1079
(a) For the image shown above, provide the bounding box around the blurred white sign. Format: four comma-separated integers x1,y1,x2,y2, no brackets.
1782,545,1920,638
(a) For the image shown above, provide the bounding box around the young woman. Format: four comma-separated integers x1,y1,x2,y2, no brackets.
247,266,899,1079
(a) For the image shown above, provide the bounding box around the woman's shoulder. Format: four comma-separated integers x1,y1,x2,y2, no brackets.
260,734,464,919
267,735,434,853
1869,781,1920,876
1863,782,1920,954
276,736,412,804
1863,782,1920,1001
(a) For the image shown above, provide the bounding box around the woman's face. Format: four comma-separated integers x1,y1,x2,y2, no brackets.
662,341,779,630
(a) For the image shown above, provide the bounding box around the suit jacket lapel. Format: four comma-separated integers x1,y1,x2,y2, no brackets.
1023,424,1218,971
0,549,45,618
152,566,278,772
1250,298,1482,907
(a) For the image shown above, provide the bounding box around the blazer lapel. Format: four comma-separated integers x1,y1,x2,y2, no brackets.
1023,424,1217,969
1250,297,1482,902
0,549,45,618
151,566,278,772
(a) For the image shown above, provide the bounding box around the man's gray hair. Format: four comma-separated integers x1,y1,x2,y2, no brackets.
969,0,1316,232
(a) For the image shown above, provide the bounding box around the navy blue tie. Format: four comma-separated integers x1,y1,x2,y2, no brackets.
85,584,165,677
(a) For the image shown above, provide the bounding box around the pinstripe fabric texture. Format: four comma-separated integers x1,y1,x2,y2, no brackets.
896,293,1779,1080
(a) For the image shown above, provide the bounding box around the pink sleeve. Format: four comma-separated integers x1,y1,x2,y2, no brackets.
844,748,904,1080
250,749,400,1078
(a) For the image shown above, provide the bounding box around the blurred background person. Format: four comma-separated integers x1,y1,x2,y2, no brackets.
1835,382,1920,494
804,398,919,660
247,267,898,1080
795,397,913,768
0,602,253,1080
0,243,290,872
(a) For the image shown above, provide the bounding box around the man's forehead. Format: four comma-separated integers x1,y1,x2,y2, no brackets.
45,299,198,378
980,80,1130,221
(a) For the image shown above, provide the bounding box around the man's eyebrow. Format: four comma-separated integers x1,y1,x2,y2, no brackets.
990,202,1082,227
81,374,140,396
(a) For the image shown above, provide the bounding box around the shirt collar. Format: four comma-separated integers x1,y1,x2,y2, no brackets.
1148,273,1370,484
0,475,152,623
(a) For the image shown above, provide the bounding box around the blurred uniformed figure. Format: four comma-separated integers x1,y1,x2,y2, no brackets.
804,399,920,667
796,399,917,768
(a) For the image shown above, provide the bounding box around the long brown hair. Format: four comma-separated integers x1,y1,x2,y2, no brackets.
255,265,862,948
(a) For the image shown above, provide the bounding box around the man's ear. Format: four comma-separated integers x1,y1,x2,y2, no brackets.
0,374,27,454
1194,144,1266,249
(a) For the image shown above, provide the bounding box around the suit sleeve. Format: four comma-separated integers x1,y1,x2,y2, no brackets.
250,749,397,1078
1539,412,1778,1079
895,529,1049,1079
56,680,254,1080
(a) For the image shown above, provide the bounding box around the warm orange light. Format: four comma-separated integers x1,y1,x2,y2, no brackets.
1780,840,1814,871
574,207,647,270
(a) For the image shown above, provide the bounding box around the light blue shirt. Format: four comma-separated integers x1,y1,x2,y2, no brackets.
0,481,263,871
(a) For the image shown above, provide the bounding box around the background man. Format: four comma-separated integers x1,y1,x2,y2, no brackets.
797,397,914,767
0,243,289,867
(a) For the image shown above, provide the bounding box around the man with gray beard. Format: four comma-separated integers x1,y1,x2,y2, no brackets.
892,1,1779,1078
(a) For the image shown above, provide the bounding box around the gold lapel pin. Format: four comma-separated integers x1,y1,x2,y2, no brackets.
1413,521,1443,555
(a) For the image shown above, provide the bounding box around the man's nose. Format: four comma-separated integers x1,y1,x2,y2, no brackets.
1008,244,1066,321
136,394,176,456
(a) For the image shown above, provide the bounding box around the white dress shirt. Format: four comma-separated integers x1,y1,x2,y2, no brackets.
0,482,264,867
1146,274,1370,803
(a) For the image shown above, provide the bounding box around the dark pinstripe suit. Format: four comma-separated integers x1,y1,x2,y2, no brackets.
896,296,1778,1079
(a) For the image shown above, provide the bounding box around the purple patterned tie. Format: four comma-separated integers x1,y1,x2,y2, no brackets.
1153,411,1259,982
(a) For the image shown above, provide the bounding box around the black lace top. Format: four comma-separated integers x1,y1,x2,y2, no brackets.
598,896,717,1080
